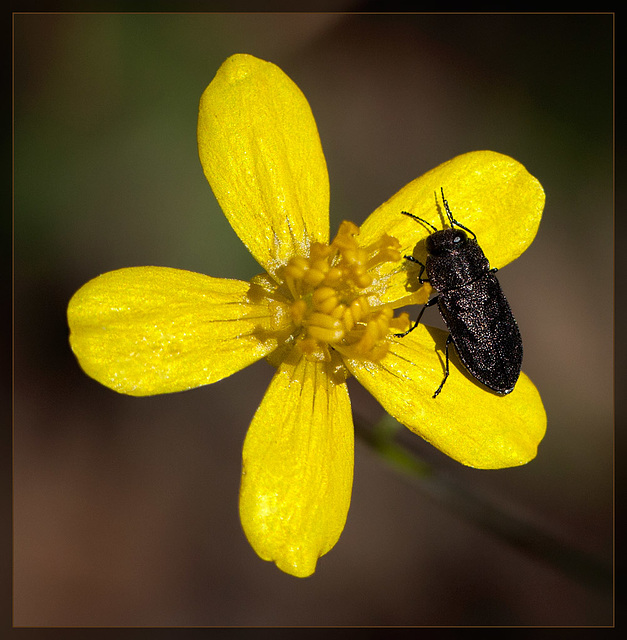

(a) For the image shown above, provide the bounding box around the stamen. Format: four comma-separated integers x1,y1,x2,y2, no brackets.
255,221,416,364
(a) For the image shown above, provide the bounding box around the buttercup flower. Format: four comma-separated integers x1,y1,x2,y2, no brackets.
68,54,546,578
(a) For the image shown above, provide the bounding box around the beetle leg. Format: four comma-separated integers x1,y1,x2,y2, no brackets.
394,295,439,338
432,333,453,398
404,255,429,283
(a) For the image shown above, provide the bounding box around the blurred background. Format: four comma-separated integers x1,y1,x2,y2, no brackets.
14,11,613,626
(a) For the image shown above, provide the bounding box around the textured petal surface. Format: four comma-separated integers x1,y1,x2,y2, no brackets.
358,150,545,306
198,54,329,278
239,354,354,577
346,325,546,469
68,267,277,395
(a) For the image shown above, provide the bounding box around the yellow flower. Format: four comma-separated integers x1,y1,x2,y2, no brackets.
67,54,546,578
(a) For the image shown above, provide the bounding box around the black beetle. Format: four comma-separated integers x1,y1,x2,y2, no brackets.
396,188,522,398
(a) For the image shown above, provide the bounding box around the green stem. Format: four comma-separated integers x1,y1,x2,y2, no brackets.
353,413,613,595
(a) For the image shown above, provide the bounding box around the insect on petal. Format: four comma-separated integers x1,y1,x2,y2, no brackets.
346,325,546,469
358,150,545,308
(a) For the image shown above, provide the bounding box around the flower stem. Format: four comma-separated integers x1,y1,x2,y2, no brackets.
353,412,612,595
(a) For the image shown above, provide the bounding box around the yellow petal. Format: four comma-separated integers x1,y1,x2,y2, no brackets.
359,150,545,306
67,267,277,396
239,353,353,577
198,54,330,278
346,325,546,469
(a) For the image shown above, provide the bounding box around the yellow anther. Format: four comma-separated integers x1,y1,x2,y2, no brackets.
285,256,309,279
304,268,326,287
351,297,370,321
381,247,402,262
307,324,345,343
353,270,372,289
376,317,389,338
323,267,343,285
290,299,307,324
306,312,344,344
309,243,332,265
357,323,377,354
321,296,340,316
312,286,338,314
331,303,346,321
367,248,401,269
308,312,343,331
310,258,329,273
389,311,411,334
342,307,355,331
363,234,404,270
356,247,369,264
341,220,360,234
331,220,360,250
312,285,336,303
339,249,356,266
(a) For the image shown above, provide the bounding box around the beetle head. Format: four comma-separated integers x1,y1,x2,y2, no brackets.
426,227,469,256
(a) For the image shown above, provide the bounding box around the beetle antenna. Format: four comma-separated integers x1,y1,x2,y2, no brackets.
439,187,476,239
400,210,438,233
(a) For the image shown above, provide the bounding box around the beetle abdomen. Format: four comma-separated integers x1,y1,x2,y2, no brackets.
437,274,522,394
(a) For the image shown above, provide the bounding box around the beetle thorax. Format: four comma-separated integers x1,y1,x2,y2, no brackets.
426,230,490,292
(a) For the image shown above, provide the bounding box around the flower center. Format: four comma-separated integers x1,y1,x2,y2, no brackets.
272,221,410,363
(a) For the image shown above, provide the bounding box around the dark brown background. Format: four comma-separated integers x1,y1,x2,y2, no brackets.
14,11,613,626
